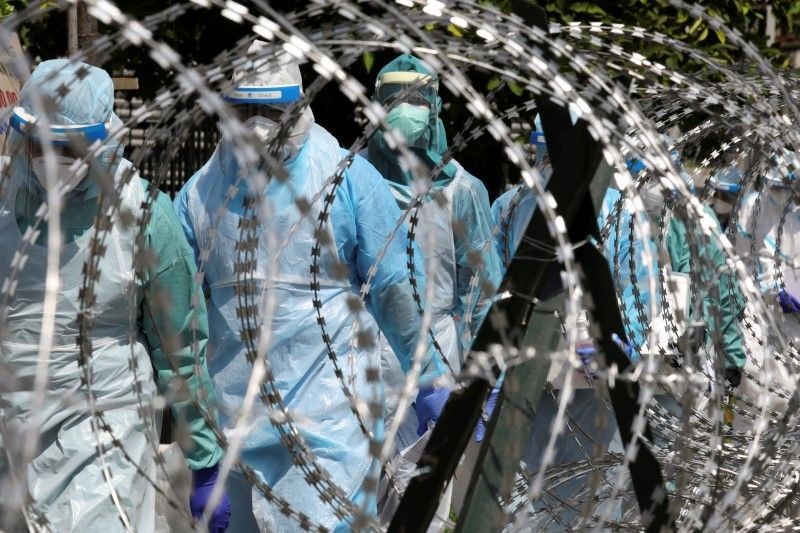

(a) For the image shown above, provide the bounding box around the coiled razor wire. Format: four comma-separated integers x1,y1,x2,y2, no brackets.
1,0,800,530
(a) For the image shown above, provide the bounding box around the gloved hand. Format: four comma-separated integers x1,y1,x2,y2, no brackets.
414,386,451,436
576,346,599,379
779,289,800,313
190,464,232,533
475,388,499,443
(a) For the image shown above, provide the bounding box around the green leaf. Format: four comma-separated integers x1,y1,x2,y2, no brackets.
363,51,374,73
486,76,502,91
446,23,463,38
569,2,606,16
687,17,703,35
715,29,726,44
698,26,709,41
507,79,523,96
666,55,679,70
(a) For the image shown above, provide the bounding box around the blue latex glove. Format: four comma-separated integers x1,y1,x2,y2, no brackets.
414,386,451,436
779,289,800,313
576,346,599,379
475,388,499,442
190,464,231,533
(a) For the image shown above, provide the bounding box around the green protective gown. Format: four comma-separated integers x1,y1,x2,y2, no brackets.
14,177,223,470
664,206,746,370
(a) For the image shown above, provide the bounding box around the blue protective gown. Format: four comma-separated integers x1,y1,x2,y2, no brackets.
174,123,441,531
491,185,657,361
370,158,503,450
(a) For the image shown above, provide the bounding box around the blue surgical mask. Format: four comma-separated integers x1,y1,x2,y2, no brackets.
386,103,430,150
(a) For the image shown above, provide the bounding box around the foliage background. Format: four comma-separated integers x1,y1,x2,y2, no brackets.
0,0,797,198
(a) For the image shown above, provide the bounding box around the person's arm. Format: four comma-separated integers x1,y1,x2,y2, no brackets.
603,203,658,362
490,191,507,268
704,209,746,371
760,208,800,315
672,210,746,371
733,193,762,279
452,175,503,349
347,156,444,379
142,181,222,470
172,182,200,263
759,222,790,296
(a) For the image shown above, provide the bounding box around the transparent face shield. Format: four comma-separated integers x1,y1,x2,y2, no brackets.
232,103,290,124
230,101,312,162
10,106,112,195
224,78,312,158
374,71,438,110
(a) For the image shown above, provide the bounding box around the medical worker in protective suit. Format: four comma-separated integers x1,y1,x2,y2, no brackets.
173,43,445,531
0,60,229,531
759,170,800,341
636,141,745,388
364,54,503,450
493,115,655,360
634,142,747,487
490,115,636,526
732,157,799,426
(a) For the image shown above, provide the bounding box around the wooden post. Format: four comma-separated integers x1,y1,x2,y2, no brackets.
67,4,78,55
66,1,99,64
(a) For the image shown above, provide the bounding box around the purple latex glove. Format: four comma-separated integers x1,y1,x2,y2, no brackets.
190,464,231,533
779,289,800,313
414,386,451,436
475,388,499,442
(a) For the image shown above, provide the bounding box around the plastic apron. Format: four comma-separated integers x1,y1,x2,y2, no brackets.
377,171,460,451
187,125,374,532
760,205,800,341
374,174,460,530
0,167,156,532
734,188,792,278
735,203,799,430
639,267,691,362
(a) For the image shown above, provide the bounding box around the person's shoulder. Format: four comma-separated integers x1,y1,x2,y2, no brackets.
492,186,520,213
453,162,486,192
329,143,385,194
174,146,228,204
134,176,177,222
451,162,491,209
349,151,384,180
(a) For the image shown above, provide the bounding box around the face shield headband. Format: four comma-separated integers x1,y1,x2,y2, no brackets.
224,83,302,105
10,106,111,145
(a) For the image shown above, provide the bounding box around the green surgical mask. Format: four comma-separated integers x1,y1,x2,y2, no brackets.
386,103,430,149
